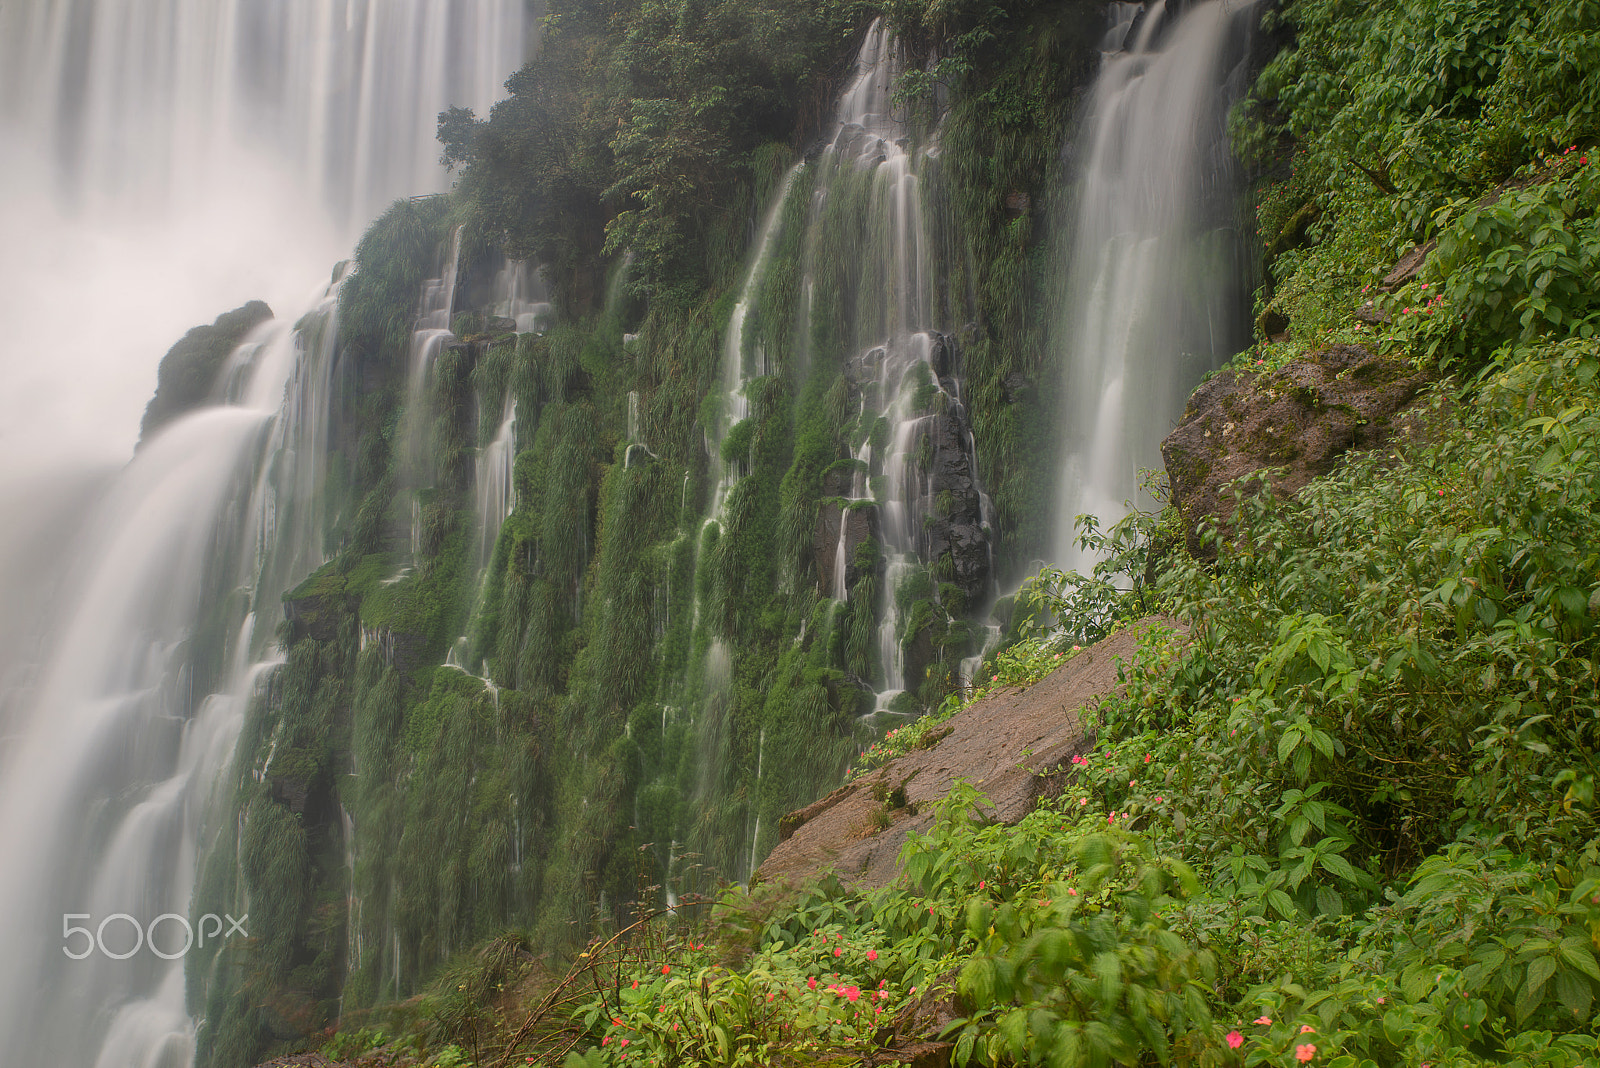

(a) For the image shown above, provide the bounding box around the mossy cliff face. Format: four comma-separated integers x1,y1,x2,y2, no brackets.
188,3,1113,1064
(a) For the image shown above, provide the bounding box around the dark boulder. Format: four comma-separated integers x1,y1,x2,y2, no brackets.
919,411,990,605
139,300,274,445
814,502,879,597
1161,344,1434,557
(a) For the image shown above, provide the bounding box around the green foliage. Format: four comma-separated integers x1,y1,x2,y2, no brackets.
339,197,453,360
1238,0,1600,374
444,0,871,307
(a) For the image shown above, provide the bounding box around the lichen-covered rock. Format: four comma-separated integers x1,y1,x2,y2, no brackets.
1161,344,1433,556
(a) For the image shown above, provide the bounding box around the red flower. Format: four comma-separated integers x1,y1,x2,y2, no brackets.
845,986,861,1002
866,949,878,961
1226,1031,1243,1049
661,965,671,975
1295,1044,1317,1062
808,977,817,990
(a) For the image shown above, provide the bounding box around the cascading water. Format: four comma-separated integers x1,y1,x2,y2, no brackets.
802,22,994,711
0,1,531,1061
0,0,527,226
1050,0,1259,571
0,0,531,470
0,281,343,1066
477,398,519,568
491,259,553,334
674,20,996,884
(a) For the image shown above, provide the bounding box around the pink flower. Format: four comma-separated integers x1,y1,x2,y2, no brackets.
1376,996,1385,1004
1226,1031,1244,1049
1295,1044,1317,1062
1155,796,1165,803
1254,1017,1272,1025
1300,1025,1315,1034
867,949,878,961
620,1039,629,1048
602,1037,611,1046
978,881,985,889
1067,888,1077,896
1079,797,1088,806
833,947,842,957
845,986,861,1002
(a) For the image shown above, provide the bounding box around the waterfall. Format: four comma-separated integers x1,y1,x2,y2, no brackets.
1050,0,1258,571
804,22,992,709
402,226,467,489
478,398,519,567
0,1,532,1060
0,280,343,1065
0,0,531,471
445,394,518,679
0,0,528,225
491,259,553,334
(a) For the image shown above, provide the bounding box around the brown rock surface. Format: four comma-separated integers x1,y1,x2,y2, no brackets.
756,620,1179,890
1161,345,1433,557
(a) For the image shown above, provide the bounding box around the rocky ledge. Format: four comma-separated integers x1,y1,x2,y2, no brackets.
1161,344,1434,557
756,619,1180,890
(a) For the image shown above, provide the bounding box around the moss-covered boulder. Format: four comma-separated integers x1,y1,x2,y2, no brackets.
1161,344,1434,557
139,299,273,443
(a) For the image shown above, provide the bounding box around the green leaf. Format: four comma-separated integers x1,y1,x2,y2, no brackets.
1527,954,1558,999
1316,885,1344,917
1278,729,1302,763
1559,938,1600,981
1554,969,1593,1021
1320,853,1360,884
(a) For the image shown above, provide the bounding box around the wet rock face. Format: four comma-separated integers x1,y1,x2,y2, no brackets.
814,502,879,596
1162,344,1434,556
920,408,990,605
821,330,992,604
